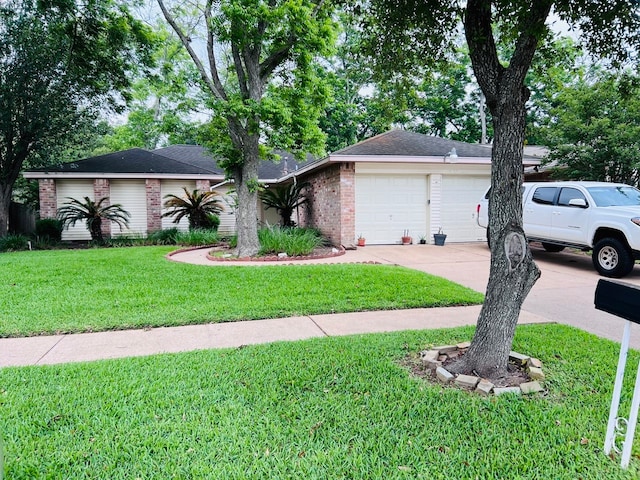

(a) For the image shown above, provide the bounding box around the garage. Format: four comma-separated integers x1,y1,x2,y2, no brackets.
110,180,148,236
440,175,489,242
161,180,196,231
355,174,428,244
56,180,94,241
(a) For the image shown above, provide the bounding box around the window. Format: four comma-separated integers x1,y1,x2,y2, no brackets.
587,186,640,207
558,188,587,207
532,187,557,205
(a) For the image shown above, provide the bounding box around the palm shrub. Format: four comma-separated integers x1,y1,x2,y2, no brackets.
259,181,309,227
163,188,223,230
56,197,130,243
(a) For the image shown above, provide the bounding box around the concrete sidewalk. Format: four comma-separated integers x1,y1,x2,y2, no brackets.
0,305,551,368
3,242,639,367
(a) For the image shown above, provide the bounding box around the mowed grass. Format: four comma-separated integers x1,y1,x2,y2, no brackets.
1,324,639,478
0,247,483,337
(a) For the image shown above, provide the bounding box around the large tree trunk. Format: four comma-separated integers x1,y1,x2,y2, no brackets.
448,0,550,378
233,132,261,257
449,95,541,378
0,184,11,237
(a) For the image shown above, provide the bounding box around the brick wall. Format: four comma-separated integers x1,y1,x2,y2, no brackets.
93,179,111,237
146,179,162,232
299,162,356,247
38,179,57,219
339,163,356,246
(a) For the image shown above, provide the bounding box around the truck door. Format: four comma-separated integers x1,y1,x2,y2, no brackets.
551,187,590,243
524,186,558,238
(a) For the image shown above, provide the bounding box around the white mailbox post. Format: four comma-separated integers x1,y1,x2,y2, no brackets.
595,279,640,469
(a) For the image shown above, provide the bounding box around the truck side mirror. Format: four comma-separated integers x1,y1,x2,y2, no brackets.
568,198,588,208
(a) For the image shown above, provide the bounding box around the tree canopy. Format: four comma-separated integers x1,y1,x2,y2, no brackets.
0,0,153,235
544,70,640,186
362,0,640,378
157,0,338,256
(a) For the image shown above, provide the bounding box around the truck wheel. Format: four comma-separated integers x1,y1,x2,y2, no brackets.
592,238,635,278
542,242,565,253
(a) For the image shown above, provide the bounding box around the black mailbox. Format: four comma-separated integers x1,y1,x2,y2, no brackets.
595,279,640,325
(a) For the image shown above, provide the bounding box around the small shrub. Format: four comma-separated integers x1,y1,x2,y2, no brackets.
205,213,220,231
146,228,179,245
258,226,325,256
99,234,146,248
35,218,63,242
0,234,30,252
175,229,219,246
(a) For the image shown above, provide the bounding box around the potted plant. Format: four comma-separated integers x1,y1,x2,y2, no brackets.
433,227,447,246
419,235,427,244
401,229,412,245
357,234,366,247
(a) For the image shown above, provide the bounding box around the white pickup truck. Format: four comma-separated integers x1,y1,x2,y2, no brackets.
477,181,640,278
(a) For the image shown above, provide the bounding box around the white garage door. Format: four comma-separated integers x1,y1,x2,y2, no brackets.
440,175,488,242
110,180,147,236
356,174,427,244
161,180,196,231
57,180,94,241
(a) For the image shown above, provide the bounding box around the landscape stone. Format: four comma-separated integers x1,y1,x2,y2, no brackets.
456,341,471,349
527,357,543,369
423,359,442,370
434,345,458,354
438,355,448,362
277,252,288,258
493,387,522,396
475,380,494,396
420,350,439,362
528,366,545,381
520,381,543,395
509,351,530,365
436,367,454,384
455,374,480,389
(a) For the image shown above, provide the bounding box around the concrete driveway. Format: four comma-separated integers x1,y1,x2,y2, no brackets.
354,242,640,349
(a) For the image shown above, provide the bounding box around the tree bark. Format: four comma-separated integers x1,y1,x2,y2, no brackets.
448,0,550,378
0,185,12,237
231,127,261,257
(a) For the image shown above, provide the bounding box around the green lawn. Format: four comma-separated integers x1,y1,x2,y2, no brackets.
1,324,639,478
0,246,483,337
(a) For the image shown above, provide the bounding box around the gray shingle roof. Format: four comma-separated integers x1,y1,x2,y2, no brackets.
31,145,315,178
333,130,494,158
32,148,221,175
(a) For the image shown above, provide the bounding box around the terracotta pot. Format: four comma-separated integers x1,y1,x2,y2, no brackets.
357,238,366,247
401,236,412,245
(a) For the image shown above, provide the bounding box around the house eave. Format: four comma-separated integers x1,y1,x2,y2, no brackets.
329,154,540,167
23,172,228,181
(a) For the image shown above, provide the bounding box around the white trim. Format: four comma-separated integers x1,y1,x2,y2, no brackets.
23,172,226,180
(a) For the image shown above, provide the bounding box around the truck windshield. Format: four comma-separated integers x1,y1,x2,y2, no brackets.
586,186,640,207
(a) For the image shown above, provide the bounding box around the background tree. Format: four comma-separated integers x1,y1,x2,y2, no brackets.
0,0,152,236
157,0,337,257
543,70,640,186
100,25,204,151
363,0,640,379
57,197,130,243
163,188,223,230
